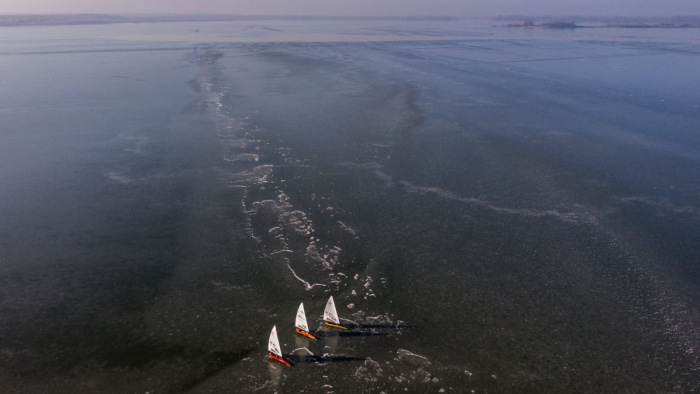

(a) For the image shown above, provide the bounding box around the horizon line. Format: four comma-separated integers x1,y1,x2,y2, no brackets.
1,12,699,18
2,13,699,28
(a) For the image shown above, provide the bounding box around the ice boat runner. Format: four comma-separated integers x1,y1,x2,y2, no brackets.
323,296,347,329
295,303,317,340
268,326,290,366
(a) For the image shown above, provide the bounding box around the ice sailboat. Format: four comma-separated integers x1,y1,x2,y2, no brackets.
295,303,317,340
323,296,347,329
268,326,291,366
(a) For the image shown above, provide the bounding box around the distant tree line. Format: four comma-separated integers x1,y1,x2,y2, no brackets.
493,15,700,26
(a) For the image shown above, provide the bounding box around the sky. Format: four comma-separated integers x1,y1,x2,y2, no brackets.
0,0,699,17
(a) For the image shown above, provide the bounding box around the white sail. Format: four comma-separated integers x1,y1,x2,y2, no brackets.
324,296,340,325
295,303,310,332
268,326,282,358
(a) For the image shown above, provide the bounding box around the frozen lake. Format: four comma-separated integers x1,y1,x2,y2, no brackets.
1,18,699,392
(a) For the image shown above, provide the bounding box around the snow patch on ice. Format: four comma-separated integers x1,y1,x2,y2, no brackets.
223,153,259,163
105,171,132,184
286,264,326,290
347,161,595,225
355,358,383,382
290,347,314,356
337,220,357,236
367,315,393,325
306,243,340,270
618,195,700,221
396,349,431,367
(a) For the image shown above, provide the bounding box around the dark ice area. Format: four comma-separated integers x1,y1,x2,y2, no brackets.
0,19,699,392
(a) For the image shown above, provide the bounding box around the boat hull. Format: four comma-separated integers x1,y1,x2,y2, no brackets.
296,328,317,340
269,353,291,366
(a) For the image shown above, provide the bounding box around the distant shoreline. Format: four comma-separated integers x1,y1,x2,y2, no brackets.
0,14,457,27
496,21,700,29
492,15,700,29
3,14,699,30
